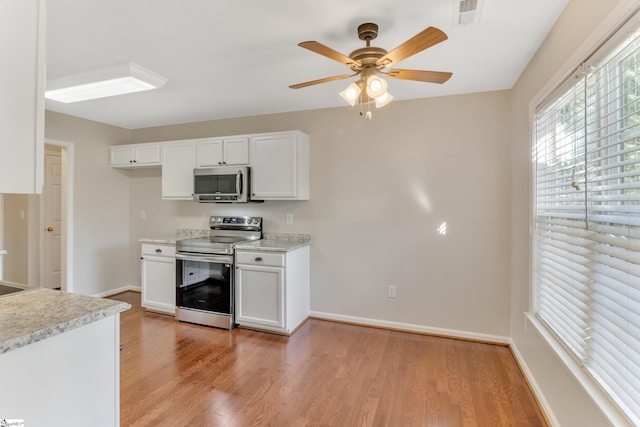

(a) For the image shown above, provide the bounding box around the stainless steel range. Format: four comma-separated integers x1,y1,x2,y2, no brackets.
175,216,262,329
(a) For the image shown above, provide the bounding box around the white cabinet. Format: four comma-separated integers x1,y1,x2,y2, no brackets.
250,131,310,200
197,137,249,167
161,140,197,200
0,315,122,427
0,0,45,194
141,243,176,315
110,143,161,168
235,246,310,334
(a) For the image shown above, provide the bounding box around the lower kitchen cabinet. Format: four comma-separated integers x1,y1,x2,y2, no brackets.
141,243,176,315
235,246,310,334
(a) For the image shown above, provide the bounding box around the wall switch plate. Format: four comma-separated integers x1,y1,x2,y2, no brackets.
286,213,293,225
139,210,146,220
387,285,397,298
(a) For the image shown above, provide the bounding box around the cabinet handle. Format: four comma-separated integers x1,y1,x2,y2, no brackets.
218,161,223,165
189,272,194,276
155,248,162,253
255,257,263,262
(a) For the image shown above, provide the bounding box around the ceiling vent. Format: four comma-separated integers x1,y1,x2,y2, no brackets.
456,0,483,25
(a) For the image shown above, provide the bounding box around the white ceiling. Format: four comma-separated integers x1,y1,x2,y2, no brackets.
45,0,568,130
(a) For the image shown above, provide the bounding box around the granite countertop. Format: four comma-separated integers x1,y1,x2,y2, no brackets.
0,288,130,355
139,228,210,245
234,233,311,253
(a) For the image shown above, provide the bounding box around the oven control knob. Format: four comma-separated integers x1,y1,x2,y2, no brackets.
216,217,223,223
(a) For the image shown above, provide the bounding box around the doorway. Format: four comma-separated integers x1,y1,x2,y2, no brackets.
41,139,74,291
0,139,74,291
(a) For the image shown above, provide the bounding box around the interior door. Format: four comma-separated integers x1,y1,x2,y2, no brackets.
43,152,62,289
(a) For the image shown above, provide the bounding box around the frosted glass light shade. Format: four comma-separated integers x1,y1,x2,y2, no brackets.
375,91,393,108
366,75,388,98
339,82,361,106
45,62,167,103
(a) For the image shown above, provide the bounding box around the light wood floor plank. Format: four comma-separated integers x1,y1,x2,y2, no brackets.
111,292,548,426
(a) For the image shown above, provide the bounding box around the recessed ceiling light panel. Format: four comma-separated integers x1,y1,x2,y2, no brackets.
45,62,167,103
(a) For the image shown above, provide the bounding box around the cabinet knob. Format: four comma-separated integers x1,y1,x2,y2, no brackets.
255,257,263,262
47,226,54,232
155,248,162,253
189,272,194,276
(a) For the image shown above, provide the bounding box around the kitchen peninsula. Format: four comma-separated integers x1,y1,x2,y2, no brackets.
0,288,130,427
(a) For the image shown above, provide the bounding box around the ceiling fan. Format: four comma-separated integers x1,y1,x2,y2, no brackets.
289,22,452,110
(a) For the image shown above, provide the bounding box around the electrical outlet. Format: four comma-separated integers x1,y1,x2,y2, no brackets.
387,285,397,298
286,213,293,225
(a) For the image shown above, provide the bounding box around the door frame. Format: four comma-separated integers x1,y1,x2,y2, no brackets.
39,138,74,292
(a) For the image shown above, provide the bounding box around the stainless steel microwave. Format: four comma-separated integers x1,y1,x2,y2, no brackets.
193,166,253,203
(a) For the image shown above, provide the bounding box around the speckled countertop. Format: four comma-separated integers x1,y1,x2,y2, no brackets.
139,228,209,245
0,288,130,355
140,231,311,252
234,233,311,252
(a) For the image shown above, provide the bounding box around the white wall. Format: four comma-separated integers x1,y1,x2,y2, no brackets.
44,111,131,296
509,0,636,425
127,90,512,339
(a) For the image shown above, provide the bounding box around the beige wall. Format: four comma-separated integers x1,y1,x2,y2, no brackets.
44,110,131,295
509,0,635,426
128,90,512,339
1,194,29,283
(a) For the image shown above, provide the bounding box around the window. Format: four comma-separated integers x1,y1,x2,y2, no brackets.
533,18,640,426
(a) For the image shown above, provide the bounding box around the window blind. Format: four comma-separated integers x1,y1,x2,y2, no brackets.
533,22,640,426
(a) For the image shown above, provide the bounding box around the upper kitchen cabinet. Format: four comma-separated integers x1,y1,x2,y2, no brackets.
197,137,249,167
250,131,309,200
161,140,197,200
0,0,46,194
110,143,162,168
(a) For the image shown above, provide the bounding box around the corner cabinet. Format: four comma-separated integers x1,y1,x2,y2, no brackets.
250,131,310,200
141,243,176,315
235,246,310,335
110,143,161,168
0,0,46,194
161,140,197,200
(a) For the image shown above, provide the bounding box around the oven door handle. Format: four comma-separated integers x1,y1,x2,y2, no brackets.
175,253,233,264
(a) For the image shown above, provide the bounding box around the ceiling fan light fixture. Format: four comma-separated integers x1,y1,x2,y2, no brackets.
365,75,388,98
339,82,362,106
375,91,393,108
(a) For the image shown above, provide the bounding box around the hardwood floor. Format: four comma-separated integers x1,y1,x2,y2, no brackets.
111,291,548,426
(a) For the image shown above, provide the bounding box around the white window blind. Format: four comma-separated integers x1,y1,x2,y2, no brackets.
533,20,640,426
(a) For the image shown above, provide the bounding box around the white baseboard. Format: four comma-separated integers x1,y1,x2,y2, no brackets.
92,285,140,298
508,337,560,427
309,310,510,345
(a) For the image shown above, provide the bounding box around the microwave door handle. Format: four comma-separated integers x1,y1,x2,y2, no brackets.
236,171,243,195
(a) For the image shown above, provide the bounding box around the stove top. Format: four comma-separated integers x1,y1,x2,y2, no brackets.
176,216,262,255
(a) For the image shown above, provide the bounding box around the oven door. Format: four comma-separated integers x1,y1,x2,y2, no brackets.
175,252,235,329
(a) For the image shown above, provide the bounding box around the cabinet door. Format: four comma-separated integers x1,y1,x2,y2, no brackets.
162,141,197,200
222,137,249,165
197,138,223,167
134,143,161,165
0,0,45,194
235,264,284,329
110,145,135,166
250,133,297,199
141,256,176,314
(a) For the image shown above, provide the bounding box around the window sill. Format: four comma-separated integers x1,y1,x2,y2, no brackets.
526,312,633,427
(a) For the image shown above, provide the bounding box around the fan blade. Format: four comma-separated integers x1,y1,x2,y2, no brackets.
298,41,361,68
387,69,452,84
289,74,354,89
377,27,448,67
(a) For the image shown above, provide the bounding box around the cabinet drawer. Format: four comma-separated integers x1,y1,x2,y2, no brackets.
141,244,176,257
236,251,284,267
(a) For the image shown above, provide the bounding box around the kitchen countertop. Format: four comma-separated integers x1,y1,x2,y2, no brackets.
0,288,130,355
140,231,311,252
234,233,311,253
